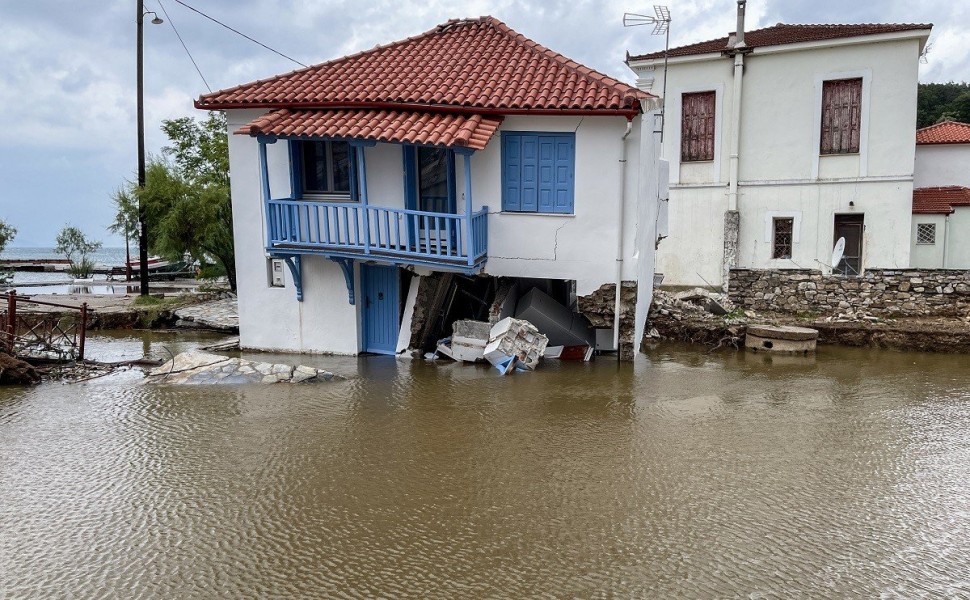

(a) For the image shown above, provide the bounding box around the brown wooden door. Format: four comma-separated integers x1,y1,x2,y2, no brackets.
834,214,864,276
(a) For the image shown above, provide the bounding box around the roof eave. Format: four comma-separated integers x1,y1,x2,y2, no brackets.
628,26,933,66
194,100,644,119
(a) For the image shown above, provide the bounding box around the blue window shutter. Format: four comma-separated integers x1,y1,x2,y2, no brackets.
349,146,359,201
502,134,522,211
554,137,574,214
402,145,417,210
289,141,302,199
502,132,574,214
537,136,555,212
520,135,538,212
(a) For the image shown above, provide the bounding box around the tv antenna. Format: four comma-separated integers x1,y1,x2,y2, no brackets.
831,237,846,271
624,6,672,141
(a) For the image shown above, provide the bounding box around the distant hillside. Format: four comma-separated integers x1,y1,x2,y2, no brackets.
918,82,970,128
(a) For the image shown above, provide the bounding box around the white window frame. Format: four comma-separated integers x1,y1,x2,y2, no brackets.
916,222,936,245
764,210,802,261
812,69,872,179
670,83,724,184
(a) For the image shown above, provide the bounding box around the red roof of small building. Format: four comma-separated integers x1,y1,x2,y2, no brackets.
916,120,970,145
630,23,931,61
198,16,650,115
912,186,970,215
237,109,503,151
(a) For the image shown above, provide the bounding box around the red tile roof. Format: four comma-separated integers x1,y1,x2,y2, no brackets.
630,23,931,61
237,108,503,150
916,120,970,145
913,186,970,215
199,16,649,116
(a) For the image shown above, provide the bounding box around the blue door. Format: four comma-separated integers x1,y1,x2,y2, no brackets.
361,264,400,355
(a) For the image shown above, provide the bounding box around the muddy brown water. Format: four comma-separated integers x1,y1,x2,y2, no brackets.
1,332,969,597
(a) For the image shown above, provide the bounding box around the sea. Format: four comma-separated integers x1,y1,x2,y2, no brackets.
1,247,131,292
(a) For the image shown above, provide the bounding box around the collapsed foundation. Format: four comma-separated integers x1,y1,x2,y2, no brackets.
406,273,639,361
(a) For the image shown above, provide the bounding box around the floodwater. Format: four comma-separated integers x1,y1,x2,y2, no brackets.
1,334,969,598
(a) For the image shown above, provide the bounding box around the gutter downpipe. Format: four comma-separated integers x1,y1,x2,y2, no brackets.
722,0,747,291
727,0,746,212
614,119,635,357
942,213,951,268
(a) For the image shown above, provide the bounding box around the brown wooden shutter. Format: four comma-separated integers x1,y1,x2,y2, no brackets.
682,91,715,162
820,78,862,154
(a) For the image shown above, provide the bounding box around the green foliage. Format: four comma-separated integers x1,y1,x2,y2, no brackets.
67,258,96,279
917,82,970,128
55,225,102,278
134,295,163,306
126,112,236,291
107,188,138,243
0,220,16,255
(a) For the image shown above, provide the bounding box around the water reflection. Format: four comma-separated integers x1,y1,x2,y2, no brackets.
1,343,969,597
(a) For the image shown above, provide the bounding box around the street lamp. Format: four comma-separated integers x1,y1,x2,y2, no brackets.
136,3,162,296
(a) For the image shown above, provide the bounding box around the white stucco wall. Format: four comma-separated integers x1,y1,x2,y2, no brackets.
226,109,661,354
910,214,946,268
630,33,924,286
227,110,360,354
914,144,970,188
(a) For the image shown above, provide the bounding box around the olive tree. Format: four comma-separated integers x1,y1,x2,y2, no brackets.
0,220,15,255
55,225,102,278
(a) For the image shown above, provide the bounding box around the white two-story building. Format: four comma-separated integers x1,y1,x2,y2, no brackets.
627,1,931,288
911,120,970,268
197,17,665,359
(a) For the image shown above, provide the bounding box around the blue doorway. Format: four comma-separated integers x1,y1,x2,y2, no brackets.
361,264,400,355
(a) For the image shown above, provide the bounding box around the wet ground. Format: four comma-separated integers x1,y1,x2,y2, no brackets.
1,333,969,597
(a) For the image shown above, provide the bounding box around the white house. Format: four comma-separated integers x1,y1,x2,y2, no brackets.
626,1,931,288
911,120,970,268
196,17,665,359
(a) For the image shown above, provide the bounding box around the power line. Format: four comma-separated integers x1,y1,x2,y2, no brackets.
171,0,307,68
155,0,211,92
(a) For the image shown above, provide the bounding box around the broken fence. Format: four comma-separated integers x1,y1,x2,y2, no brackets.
1,291,88,361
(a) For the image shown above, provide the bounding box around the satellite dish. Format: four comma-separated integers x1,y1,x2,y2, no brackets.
831,237,846,269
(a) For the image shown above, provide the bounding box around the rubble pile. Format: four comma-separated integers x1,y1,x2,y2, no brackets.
647,288,748,348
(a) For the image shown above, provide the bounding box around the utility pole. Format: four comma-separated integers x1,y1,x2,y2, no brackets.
136,0,150,296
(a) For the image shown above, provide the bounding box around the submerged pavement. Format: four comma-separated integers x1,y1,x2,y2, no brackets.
147,350,334,384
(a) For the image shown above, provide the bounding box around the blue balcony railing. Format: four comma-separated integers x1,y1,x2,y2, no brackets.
265,198,488,271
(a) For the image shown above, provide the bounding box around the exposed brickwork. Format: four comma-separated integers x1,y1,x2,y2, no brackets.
730,269,970,317
578,281,637,360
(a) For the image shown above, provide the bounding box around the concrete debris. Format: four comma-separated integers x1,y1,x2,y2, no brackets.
174,299,239,333
146,350,334,384
483,317,548,372
745,324,819,354
436,320,491,363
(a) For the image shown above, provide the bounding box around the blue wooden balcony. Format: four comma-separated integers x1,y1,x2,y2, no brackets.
265,198,488,272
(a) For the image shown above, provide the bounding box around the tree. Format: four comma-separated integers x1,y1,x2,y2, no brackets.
55,225,102,278
134,112,235,290
0,220,15,255
917,82,970,128
107,188,138,280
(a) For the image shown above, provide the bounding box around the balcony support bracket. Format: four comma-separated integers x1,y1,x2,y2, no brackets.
281,255,303,302
329,257,356,305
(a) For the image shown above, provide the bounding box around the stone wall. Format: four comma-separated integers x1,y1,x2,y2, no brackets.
729,269,970,316
578,281,638,360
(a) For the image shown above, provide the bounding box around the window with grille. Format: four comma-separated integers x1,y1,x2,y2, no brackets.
916,223,936,245
772,217,794,259
820,78,862,155
681,91,716,162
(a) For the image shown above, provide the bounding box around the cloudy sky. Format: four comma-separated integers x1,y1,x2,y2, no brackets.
1,0,967,247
